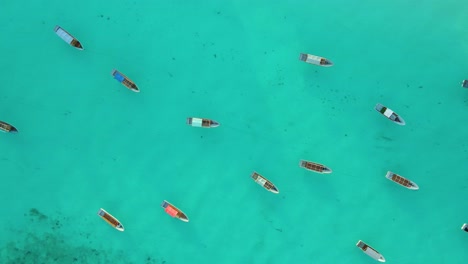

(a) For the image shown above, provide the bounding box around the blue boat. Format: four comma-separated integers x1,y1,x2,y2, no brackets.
111,69,139,92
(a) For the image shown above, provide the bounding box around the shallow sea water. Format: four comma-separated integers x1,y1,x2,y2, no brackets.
1,0,468,263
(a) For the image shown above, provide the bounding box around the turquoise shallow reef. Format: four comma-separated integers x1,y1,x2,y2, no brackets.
1,0,468,263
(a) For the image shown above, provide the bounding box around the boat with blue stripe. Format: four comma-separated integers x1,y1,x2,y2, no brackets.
111,69,139,92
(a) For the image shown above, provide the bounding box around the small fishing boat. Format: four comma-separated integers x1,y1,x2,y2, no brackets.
54,26,83,50
299,160,332,174
251,172,279,194
461,223,468,232
0,121,18,133
161,200,189,222
299,53,333,67
462,80,468,88
111,69,139,92
186,117,219,128
97,208,124,231
375,103,405,125
356,240,386,262
385,171,419,190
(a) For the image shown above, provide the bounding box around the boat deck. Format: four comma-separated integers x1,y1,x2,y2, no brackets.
391,174,412,187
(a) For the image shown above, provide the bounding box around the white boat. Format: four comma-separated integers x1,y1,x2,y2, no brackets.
54,26,83,50
186,117,219,128
461,223,468,232
111,69,139,92
385,171,419,190
375,103,405,125
97,208,124,231
161,200,189,222
251,172,279,194
299,160,332,174
299,53,333,67
356,240,386,262
0,121,18,133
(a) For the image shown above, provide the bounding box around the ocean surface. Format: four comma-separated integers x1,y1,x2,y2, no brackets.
1,0,468,263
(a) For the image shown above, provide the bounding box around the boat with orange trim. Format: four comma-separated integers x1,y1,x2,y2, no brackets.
161,200,189,222
97,208,124,231
385,171,419,190
299,160,332,174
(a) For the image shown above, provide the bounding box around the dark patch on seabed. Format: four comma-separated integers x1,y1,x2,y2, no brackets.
0,208,167,264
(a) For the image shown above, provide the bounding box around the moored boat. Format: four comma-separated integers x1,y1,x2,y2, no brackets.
356,240,386,262
54,26,83,50
375,103,405,125
186,117,219,128
385,171,419,190
462,80,468,88
112,69,139,92
299,160,332,174
251,172,279,194
161,200,189,222
0,121,18,133
97,208,124,231
461,223,468,232
299,53,333,67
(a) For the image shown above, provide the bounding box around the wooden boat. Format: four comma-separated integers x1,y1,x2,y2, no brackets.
299,160,332,174
0,121,18,133
375,103,405,125
111,69,139,92
462,80,468,88
251,172,279,194
186,117,219,128
54,26,83,50
97,208,124,231
461,223,468,232
299,53,333,67
356,240,386,262
161,200,189,222
385,171,419,190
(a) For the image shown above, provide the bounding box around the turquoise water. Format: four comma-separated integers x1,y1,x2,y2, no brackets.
1,0,468,263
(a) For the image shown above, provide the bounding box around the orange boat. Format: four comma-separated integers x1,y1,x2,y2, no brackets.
97,208,124,231
161,200,189,222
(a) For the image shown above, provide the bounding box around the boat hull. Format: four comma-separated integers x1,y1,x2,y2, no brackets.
161,200,189,222
461,223,468,232
299,160,332,174
375,103,405,125
54,25,83,50
186,117,219,128
356,240,385,262
0,121,18,133
299,53,333,67
251,172,279,194
97,208,124,231
385,171,419,190
111,69,139,92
